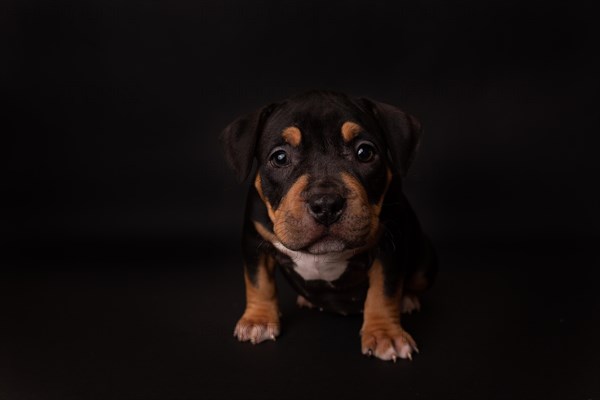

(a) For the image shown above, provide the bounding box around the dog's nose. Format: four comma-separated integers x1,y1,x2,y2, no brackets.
307,193,346,226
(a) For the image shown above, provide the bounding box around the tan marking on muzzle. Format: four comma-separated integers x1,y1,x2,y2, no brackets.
282,126,302,147
340,172,388,241
372,168,393,217
255,173,311,247
255,174,276,222
271,175,310,244
341,121,362,143
253,220,277,243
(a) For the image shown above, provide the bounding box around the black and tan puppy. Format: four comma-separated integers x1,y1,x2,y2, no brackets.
221,91,437,362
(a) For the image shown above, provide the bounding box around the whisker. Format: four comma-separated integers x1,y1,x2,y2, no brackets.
257,239,266,250
381,224,397,253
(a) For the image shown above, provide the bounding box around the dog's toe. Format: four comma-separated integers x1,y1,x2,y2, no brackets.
234,318,280,344
361,326,418,362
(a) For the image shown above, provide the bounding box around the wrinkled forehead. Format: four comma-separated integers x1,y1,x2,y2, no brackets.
257,98,380,157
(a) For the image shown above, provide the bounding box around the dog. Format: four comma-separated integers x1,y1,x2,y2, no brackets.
221,90,437,362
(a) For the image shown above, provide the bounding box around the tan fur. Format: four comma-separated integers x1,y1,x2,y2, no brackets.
372,168,393,216
234,253,280,343
242,254,277,318
254,174,277,223
341,121,362,142
363,260,402,326
255,171,389,252
255,173,318,250
339,172,390,242
253,220,277,243
282,126,302,147
361,260,417,361
270,175,311,247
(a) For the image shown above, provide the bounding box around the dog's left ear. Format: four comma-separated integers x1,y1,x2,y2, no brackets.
220,104,278,182
359,98,422,177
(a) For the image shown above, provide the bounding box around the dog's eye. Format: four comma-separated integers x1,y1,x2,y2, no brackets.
269,150,290,167
356,143,376,162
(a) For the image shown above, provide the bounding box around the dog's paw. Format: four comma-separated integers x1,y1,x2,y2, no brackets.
401,294,421,314
360,325,418,362
234,317,280,344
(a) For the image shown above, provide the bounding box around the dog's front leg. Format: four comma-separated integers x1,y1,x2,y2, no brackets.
234,252,280,344
360,259,418,361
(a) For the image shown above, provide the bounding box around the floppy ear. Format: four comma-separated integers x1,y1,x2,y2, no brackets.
220,104,278,182
359,98,422,177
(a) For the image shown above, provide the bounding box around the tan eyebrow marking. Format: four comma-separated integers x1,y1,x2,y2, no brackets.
341,121,362,142
281,126,302,147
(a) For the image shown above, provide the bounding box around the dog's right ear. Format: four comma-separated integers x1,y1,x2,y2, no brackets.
220,104,278,182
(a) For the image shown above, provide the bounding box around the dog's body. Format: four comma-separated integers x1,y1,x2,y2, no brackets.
222,91,437,362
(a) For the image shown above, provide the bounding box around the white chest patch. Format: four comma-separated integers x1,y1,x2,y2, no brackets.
273,242,353,282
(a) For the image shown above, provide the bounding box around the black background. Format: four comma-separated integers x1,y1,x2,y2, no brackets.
2,1,599,399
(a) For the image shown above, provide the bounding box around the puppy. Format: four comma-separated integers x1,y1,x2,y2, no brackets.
221,90,437,362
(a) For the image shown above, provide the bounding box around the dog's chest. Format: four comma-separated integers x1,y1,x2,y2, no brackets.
272,242,371,315
273,242,350,281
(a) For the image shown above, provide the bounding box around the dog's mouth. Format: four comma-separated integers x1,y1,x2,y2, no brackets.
302,234,347,255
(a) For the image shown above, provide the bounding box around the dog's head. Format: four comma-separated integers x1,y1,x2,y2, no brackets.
221,91,421,255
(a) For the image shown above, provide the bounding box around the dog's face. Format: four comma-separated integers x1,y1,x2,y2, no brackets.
222,91,421,254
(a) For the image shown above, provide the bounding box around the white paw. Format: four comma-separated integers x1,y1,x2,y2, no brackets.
361,327,419,362
234,319,280,344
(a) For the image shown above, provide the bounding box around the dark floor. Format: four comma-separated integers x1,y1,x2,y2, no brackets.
1,234,598,400
3,0,599,397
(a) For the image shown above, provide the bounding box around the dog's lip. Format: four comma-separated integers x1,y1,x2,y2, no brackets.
303,234,347,255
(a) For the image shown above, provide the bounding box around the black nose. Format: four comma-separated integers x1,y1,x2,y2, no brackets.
308,193,346,226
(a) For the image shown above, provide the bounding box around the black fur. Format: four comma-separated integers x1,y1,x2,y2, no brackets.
222,90,436,314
